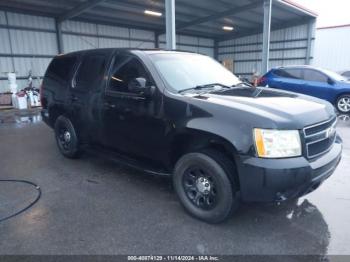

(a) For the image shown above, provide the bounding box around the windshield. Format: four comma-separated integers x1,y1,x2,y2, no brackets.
149,53,241,92
321,68,348,81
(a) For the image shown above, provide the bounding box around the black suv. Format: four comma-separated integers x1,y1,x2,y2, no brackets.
41,49,342,223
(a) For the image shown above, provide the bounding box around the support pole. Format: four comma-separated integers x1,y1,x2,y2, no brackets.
262,0,272,74
165,0,176,50
155,32,160,48
4,11,15,72
214,40,219,61
305,19,315,65
55,19,64,54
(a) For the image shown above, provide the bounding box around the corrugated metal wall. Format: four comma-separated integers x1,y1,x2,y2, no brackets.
313,26,350,72
61,20,155,52
218,23,315,79
158,34,214,57
0,11,56,92
0,10,215,93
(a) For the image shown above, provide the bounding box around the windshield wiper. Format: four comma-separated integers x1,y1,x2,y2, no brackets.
178,83,231,93
233,81,254,88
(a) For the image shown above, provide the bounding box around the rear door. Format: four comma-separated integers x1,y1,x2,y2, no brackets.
69,50,111,144
269,68,305,93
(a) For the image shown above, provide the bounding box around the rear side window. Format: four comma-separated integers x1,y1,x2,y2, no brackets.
75,54,107,90
303,69,328,83
46,56,77,83
274,69,303,79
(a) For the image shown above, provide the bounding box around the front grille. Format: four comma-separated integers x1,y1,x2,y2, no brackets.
303,117,337,159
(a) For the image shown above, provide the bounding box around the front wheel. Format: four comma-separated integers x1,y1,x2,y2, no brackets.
336,94,350,113
173,149,240,223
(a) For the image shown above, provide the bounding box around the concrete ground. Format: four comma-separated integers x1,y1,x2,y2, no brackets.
0,108,350,256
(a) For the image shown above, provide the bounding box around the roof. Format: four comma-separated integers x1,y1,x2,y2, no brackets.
318,24,350,30
279,65,315,68
55,48,199,57
277,65,332,72
278,0,318,17
0,0,317,40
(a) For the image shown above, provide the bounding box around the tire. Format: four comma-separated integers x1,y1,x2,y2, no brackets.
336,94,350,113
173,149,240,223
54,115,82,158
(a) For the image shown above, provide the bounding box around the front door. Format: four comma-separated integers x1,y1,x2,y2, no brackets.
102,53,166,161
300,69,332,100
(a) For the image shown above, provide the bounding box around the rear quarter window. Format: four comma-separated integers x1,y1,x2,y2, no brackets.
75,54,107,90
45,55,78,84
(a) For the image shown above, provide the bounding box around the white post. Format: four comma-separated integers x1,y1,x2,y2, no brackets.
306,19,315,65
165,0,176,50
262,0,272,74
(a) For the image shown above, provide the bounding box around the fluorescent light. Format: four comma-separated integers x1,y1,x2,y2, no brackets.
223,26,234,31
144,10,162,17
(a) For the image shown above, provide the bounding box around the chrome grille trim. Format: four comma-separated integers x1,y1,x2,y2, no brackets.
306,135,337,159
303,117,337,159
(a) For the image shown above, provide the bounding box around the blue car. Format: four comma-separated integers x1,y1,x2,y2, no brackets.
258,66,350,113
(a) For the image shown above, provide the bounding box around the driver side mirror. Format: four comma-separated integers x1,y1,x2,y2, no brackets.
128,77,155,97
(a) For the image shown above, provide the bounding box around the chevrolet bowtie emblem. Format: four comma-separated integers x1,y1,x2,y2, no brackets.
326,126,335,138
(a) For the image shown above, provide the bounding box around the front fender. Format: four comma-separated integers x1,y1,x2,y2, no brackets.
184,117,253,155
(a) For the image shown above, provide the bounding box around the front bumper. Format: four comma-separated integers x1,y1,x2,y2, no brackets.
236,136,342,202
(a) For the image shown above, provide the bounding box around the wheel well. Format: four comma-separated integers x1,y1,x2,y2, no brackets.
48,106,65,126
335,93,350,104
169,131,240,188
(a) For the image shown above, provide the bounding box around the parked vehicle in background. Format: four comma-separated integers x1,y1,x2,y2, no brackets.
339,70,350,81
41,49,342,223
258,65,350,113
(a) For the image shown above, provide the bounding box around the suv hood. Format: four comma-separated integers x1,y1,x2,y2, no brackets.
184,87,335,129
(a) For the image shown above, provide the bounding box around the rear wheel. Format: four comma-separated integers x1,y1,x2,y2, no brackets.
173,149,240,223
336,94,350,113
54,116,82,158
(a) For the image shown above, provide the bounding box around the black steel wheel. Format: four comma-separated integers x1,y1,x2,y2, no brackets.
57,127,72,151
173,149,240,223
54,116,82,158
182,167,218,210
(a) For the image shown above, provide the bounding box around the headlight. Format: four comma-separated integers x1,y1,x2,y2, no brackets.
254,128,301,158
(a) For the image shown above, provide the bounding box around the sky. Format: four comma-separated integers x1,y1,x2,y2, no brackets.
292,0,350,27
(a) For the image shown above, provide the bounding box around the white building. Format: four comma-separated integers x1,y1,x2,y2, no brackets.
313,24,350,72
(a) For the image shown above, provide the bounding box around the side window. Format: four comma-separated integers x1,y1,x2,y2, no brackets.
303,70,328,83
75,54,107,90
277,69,303,79
46,56,77,83
273,69,286,77
108,55,151,93
342,71,350,77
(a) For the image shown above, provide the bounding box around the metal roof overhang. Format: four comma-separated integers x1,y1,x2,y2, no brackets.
0,0,317,41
